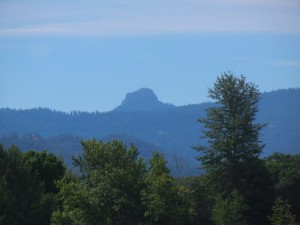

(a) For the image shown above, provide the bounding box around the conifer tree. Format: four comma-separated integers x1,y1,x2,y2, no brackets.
195,73,273,224
195,73,265,194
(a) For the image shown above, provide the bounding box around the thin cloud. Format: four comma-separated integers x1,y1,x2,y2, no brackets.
275,60,300,67
0,0,300,37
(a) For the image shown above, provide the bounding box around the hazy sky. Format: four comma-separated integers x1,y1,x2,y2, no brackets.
1,0,300,112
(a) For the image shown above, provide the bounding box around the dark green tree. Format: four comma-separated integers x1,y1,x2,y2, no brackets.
265,153,300,221
22,150,66,225
195,73,272,224
0,145,66,225
181,175,213,225
0,145,43,225
22,150,66,193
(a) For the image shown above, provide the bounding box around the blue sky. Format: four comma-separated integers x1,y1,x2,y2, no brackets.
0,0,300,112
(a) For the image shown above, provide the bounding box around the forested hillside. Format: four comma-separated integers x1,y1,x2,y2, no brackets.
0,88,299,175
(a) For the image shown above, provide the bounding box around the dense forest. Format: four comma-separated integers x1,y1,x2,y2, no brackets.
2,142,299,225
1,74,299,225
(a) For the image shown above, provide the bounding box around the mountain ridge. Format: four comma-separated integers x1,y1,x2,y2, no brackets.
1,88,300,175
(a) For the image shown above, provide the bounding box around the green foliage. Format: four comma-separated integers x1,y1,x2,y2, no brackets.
51,171,90,225
0,145,66,225
241,159,274,225
212,189,248,225
148,151,171,176
182,175,213,225
0,145,42,225
53,141,191,225
269,197,298,225
53,140,147,225
22,150,66,193
141,152,188,225
265,153,300,220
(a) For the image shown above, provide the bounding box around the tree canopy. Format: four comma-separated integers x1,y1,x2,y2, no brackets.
0,145,66,225
52,140,188,225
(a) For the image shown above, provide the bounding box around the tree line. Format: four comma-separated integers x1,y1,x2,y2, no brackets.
1,73,299,225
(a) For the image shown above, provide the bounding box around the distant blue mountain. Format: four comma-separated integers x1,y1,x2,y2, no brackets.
0,88,299,176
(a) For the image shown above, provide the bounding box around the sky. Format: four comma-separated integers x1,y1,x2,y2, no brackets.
0,0,300,112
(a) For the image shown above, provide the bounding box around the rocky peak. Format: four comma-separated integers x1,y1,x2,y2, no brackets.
114,88,174,112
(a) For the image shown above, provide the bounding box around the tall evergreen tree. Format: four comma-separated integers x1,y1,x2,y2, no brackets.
195,73,272,224
195,73,265,193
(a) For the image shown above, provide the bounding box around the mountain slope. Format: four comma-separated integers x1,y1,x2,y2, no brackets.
0,88,299,175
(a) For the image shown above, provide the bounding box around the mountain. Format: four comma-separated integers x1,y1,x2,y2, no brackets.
114,88,175,112
0,88,300,175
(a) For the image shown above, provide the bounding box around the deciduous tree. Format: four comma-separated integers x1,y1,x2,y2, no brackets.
142,152,188,225
212,189,248,225
52,140,147,225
